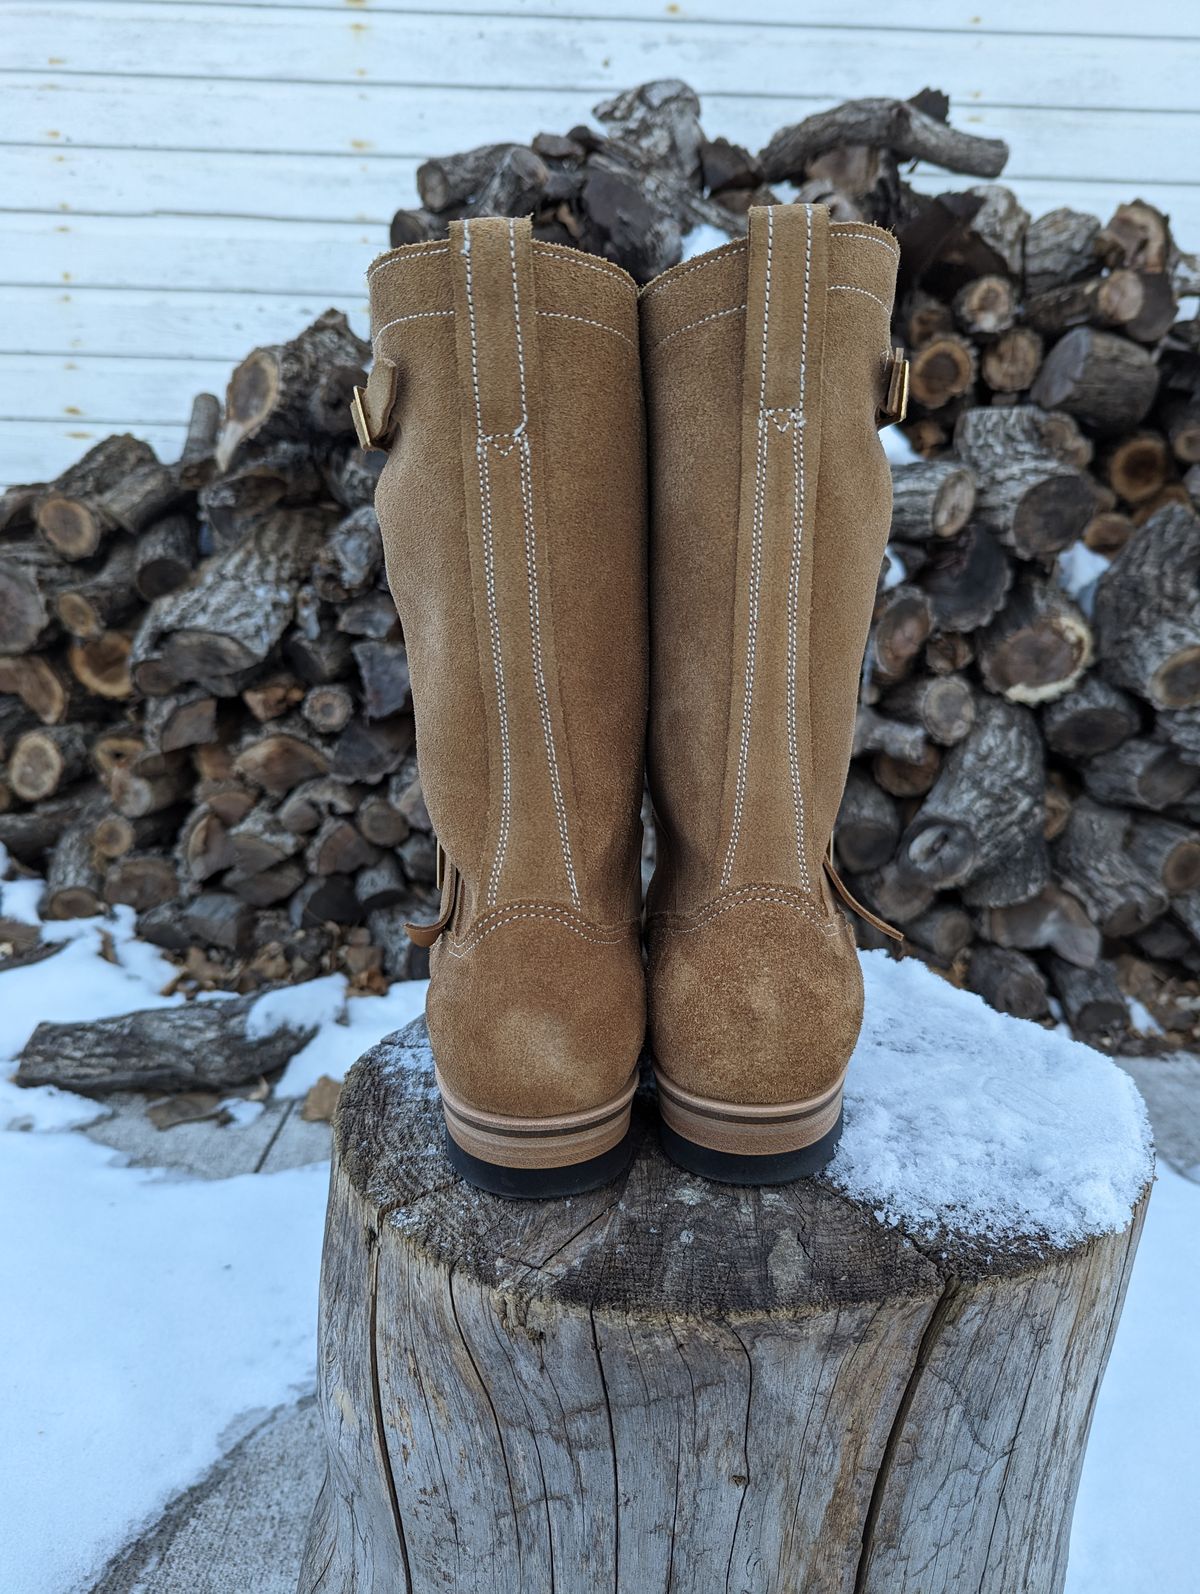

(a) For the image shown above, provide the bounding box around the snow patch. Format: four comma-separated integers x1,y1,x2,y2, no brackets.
833,952,1153,1247
1057,538,1110,616
244,972,348,1041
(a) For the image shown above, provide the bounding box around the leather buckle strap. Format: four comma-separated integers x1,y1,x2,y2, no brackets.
878,346,910,427
824,845,903,942
350,358,400,452
407,842,456,948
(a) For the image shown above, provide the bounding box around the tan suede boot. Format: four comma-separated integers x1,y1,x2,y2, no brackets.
355,216,647,1197
640,203,906,1183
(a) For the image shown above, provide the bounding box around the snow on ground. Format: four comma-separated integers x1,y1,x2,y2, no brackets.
0,884,1192,1593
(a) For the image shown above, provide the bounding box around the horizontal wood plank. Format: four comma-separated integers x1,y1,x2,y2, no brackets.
9,5,1199,114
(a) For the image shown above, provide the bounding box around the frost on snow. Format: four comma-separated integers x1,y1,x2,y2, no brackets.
831,952,1154,1248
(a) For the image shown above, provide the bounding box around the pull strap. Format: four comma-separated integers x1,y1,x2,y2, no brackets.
351,358,400,452
406,843,457,947
824,844,903,942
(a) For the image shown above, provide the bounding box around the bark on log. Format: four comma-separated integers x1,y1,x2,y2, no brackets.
1094,504,1200,710
981,327,1043,394
55,539,139,639
217,310,369,467
9,723,93,801
102,853,178,912
177,392,221,490
897,697,1045,895
835,769,901,873
131,508,330,692
982,884,1101,969
0,654,77,724
889,459,976,541
954,407,1097,560
298,1017,1145,1594
16,989,322,1092
1030,328,1159,435
133,514,197,600
1054,798,1168,937
908,335,977,410
40,795,107,919
1049,956,1130,1044
1127,815,1200,897
67,630,133,700
760,96,1008,183
1023,208,1100,296
1081,737,1198,812
0,534,73,653
35,435,158,560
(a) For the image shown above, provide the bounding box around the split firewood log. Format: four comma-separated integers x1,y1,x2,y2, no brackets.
302,684,356,735
9,723,95,802
306,816,379,877
1094,504,1200,710
67,631,133,700
1023,208,1100,296
312,506,384,601
835,769,901,874
907,335,977,410
1096,199,1172,273
903,903,973,962
226,859,308,907
242,673,306,724
177,392,221,490
1159,706,1200,768
199,443,324,553
143,688,218,755
1042,674,1141,759
321,448,384,513
0,654,79,724
1030,328,1159,435
355,852,411,914
177,803,237,885
872,741,942,798
981,327,1044,394
977,575,1093,705
1048,956,1129,1044
1127,815,1200,897
217,310,369,468
355,791,411,849
954,407,1097,560
981,884,1101,970
91,806,182,862
966,944,1050,1021
842,864,934,927
1054,798,1167,937
133,514,197,600
227,808,303,876
54,539,139,639
290,874,363,928
864,586,933,691
234,716,333,796
277,776,362,836
16,988,324,1093
921,525,1014,635
0,535,74,653
103,853,179,912
284,618,353,686
110,754,192,818
34,435,161,560
352,641,411,719
331,715,414,784
130,508,331,694
953,274,1016,338
39,796,108,920
852,705,927,764
759,96,1008,185
889,459,976,541
896,696,1045,899
880,673,975,746
1081,738,1198,812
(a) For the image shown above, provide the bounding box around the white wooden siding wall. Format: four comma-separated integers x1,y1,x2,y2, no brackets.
2,0,1198,487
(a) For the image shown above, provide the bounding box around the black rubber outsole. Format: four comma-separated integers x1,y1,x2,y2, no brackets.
444,1123,636,1199
659,1108,844,1186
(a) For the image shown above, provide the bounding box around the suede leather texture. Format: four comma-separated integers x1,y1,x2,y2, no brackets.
369,219,647,1121
641,206,898,1108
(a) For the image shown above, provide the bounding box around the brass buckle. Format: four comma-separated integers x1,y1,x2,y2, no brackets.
350,385,375,452
881,347,910,426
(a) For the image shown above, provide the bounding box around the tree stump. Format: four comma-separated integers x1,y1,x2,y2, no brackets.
299,959,1151,1594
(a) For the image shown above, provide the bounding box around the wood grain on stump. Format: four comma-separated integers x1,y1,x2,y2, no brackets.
299,1004,1149,1594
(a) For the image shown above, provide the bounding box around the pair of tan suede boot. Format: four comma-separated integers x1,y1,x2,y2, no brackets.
353,203,905,1196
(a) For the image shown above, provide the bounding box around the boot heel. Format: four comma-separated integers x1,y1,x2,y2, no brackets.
654,1070,844,1186
437,1068,638,1200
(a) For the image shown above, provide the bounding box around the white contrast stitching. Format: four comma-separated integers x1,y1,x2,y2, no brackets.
829,283,893,315
648,303,746,354
509,219,581,909
829,230,901,260
448,908,634,956
367,245,450,283
640,239,748,304
787,206,813,892
462,220,513,908
650,886,841,941
370,308,453,350
721,211,771,890
536,309,637,349
532,245,638,294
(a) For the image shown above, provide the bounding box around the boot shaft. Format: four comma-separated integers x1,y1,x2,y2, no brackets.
366,218,648,930
642,205,900,913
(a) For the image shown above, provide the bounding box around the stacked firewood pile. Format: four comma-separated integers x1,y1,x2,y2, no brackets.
2,81,1199,1052
0,310,438,995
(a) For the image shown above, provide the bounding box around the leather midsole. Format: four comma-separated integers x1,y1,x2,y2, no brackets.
654,1068,845,1157
436,1065,639,1170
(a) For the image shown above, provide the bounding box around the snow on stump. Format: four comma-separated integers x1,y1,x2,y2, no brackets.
298,953,1152,1594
